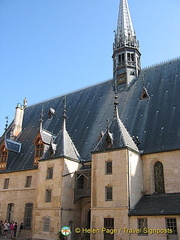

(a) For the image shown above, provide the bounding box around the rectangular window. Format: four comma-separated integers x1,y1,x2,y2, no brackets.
46,167,53,179
104,218,114,240
6,203,14,222
3,178,9,189
45,189,52,202
105,187,113,201
106,161,112,175
43,217,50,232
137,218,148,235
25,176,32,187
24,203,33,228
166,218,178,235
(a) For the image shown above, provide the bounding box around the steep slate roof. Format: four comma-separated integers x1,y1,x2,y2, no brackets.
93,96,139,153
130,193,180,216
0,58,180,172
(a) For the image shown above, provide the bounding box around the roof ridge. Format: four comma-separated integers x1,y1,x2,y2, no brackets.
25,78,113,109
142,56,180,71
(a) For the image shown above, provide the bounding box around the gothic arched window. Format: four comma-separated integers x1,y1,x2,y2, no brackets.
154,161,165,193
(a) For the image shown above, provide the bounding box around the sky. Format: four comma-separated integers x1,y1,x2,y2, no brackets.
0,0,180,136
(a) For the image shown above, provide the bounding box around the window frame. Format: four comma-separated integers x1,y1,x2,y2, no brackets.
104,218,114,240
137,218,148,235
105,161,112,175
45,189,52,202
43,217,50,232
46,167,53,180
105,186,113,201
25,176,32,187
24,203,33,229
166,217,178,235
3,178,10,189
154,161,165,193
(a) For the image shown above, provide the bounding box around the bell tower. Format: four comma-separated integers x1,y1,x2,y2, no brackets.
112,0,141,86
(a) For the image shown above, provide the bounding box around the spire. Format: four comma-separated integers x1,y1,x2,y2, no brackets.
115,0,138,49
62,96,67,130
52,98,80,161
113,0,141,86
93,95,139,153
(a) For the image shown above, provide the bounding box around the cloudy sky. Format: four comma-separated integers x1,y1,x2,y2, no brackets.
0,0,180,136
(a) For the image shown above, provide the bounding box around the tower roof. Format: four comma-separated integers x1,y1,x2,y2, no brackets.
52,103,80,161
114,0,139,48
93,96,139,153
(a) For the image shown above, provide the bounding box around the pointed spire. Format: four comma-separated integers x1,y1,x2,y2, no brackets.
62,96,67,130
93,95,139,153
39,106,44,130
115,0,138,48
4,116,9,131
113,0,141,86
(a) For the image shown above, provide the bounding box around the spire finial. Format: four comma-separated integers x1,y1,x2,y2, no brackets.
40,106,44,129
114,95,119,118
4,116,9,131
115,0,138,48
62,96,67,129
23,97,27,108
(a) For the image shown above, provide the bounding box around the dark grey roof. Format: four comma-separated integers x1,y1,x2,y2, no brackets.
52,120,80,161
130,193,180,216
93,111,139,153
0,58,180,172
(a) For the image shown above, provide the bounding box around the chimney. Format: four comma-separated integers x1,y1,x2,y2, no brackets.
10,99,26,140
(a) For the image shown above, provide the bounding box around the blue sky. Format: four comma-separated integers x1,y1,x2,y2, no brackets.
0,0,180,136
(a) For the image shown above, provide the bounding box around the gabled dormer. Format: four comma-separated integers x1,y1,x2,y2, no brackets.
0,142,8,169
33,133,44,165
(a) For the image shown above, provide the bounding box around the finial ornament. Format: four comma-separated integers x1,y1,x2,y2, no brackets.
23,97,27,108
4,116,9,131
39,106,44,129
114,95,119,118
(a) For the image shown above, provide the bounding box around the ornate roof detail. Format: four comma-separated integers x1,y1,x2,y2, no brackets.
93,96,139,153
114,0,139,49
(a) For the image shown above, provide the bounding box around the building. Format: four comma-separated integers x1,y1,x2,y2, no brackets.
0,0,180,239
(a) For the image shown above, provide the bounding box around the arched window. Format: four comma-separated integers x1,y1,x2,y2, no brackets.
154,161,165,193
6,203,14,222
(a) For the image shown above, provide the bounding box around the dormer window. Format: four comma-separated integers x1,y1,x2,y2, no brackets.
34,136,44,164
0,143,8,169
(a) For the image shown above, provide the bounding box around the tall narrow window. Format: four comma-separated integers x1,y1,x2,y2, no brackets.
105,187,113,201
45,189,52,202
137,218,148,235
46,167,53,180
105,161,112,175
6,203,14,222
25,176,32,187
0,145,8,162
24,203,33,228
166,218,178,236
43,217,50,232
104,218,114,240
3,178,10,189
154,161,165,193
34,137,44,159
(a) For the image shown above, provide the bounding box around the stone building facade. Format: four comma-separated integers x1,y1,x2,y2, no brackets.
0,0,180,240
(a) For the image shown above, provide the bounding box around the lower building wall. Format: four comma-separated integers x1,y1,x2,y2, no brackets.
129,215,180,240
